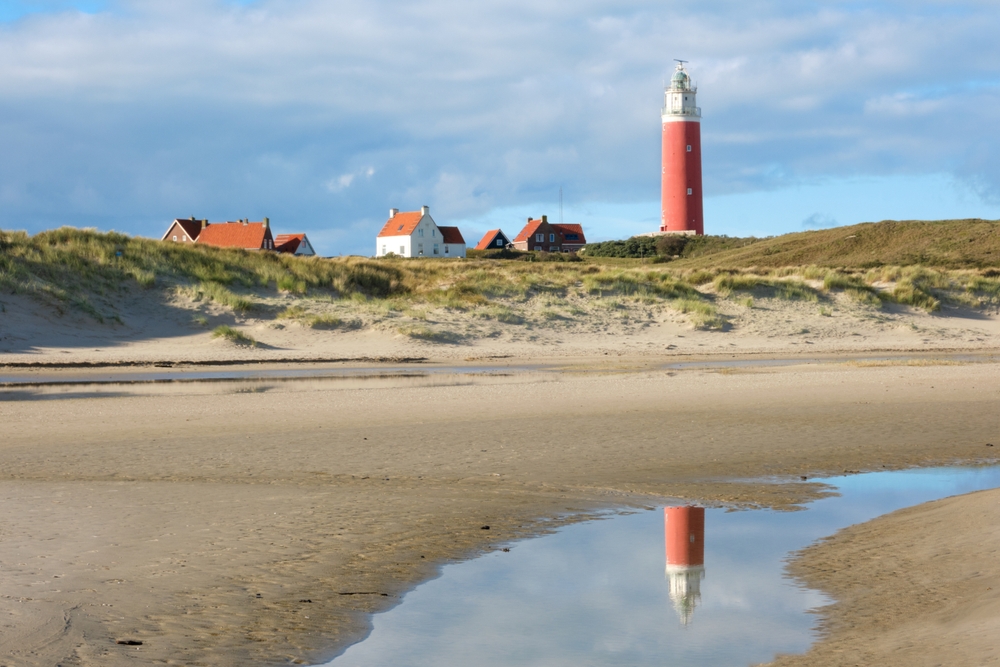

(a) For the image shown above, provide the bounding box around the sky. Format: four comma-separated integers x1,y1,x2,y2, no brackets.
2,1,1000,255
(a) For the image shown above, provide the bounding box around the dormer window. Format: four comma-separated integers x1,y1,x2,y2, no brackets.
397,224,404,231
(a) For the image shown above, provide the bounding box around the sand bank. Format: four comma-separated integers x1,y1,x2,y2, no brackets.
771,486,1000,667
1,359,998,665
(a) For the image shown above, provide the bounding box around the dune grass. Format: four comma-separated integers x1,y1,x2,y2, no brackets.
4,224,1000,335
211,325,257,347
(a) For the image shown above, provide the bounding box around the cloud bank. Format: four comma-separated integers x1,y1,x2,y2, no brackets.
1,1,999,253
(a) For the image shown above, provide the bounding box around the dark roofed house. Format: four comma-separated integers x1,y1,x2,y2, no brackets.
474,229,511,251
161,217,207,244
512,216,586,252
437,226,466,258
274,233,316,256
196,218,276,251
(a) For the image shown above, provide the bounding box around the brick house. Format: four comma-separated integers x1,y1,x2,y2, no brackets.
511,216,586,252
161,217,207,244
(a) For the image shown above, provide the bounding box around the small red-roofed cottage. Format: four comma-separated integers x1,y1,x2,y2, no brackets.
161,217,207,244
437,226,466,258
376,207,465,258
474,229,511,251
274,233,316,256
196,218,276,251
512,216,586,252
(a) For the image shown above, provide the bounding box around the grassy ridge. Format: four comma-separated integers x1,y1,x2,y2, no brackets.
3,223,1000,336
670,219,1000,269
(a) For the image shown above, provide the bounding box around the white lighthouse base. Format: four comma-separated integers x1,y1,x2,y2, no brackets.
666,564,706,625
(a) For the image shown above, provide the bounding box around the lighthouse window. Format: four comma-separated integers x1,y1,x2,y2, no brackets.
686,145,692,152
687,188,693,195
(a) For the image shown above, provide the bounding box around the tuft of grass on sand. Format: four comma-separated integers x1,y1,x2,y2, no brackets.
211,325,257,346
672,298,725,330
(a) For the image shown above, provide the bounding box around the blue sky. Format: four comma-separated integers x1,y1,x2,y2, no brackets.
2,1,1000,255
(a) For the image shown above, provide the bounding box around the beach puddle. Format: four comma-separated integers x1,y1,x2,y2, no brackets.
322,465,1000,667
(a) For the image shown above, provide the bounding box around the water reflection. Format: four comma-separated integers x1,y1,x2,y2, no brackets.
665,506,706,625
325,466,1000,667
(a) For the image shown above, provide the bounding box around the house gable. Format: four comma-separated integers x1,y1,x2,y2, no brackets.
474,229,511,250
161,218,205,243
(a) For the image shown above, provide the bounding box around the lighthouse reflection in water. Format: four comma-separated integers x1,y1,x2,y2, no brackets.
665,506,706,625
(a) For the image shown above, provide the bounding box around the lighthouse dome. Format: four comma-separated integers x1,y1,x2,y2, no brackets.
671,69,690,89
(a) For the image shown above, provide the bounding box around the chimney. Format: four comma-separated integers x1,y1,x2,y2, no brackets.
242,218,248,226
201,220,207,230
527,217,531,224
421,205,429,216
389,208,398,219
264,217,270,228
542,215,548,223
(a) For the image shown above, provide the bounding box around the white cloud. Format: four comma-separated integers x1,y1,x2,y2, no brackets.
1,1,1000,253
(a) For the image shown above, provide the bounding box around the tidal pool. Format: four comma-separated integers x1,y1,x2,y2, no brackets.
322,465,1000,667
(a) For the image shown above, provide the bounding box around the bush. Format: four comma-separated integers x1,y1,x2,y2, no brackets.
583,236,659,258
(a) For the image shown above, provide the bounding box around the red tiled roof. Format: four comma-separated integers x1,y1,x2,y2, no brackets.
438,226,465,244
274,234,304,254
197,222,272,250
553,224,586,244
161,218,204,242
377,211,422,238
512,219,544,243
474,229,504,250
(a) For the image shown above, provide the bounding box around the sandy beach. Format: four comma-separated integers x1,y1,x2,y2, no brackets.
2,291,1000,665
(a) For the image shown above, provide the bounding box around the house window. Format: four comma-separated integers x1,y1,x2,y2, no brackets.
434,244,439,255
534,245,542,251
172,235,177,241
564,233,579,240
687,188,693,195
445,245,450,254
535,233,544,242
419,228,424,237
496,238,503,246
686,145,692,152
400,245,405,254
550,246,558,251
432,228,436,236
382,245,386,255
549,233,555,242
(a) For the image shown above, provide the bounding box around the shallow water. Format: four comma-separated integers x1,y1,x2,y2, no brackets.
322,465,1000,667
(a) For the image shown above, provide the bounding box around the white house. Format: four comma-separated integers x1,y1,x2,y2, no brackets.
375,206,465,258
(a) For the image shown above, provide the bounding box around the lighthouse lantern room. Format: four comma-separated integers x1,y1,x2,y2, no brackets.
660,60,704,235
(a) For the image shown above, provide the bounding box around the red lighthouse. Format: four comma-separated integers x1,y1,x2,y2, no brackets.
664,505,706,625
660,61,703,235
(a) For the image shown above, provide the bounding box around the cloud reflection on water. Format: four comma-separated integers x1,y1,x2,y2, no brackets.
327,466,1000,667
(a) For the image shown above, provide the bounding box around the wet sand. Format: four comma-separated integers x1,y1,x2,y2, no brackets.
1,359,998,665
774,486,1000,667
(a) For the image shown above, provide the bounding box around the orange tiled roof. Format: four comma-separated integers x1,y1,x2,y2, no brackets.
197,222,272,250
274,233,304,253
512,219,544,243
377,211,422,238
438,226,465,244
474,229,503,250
